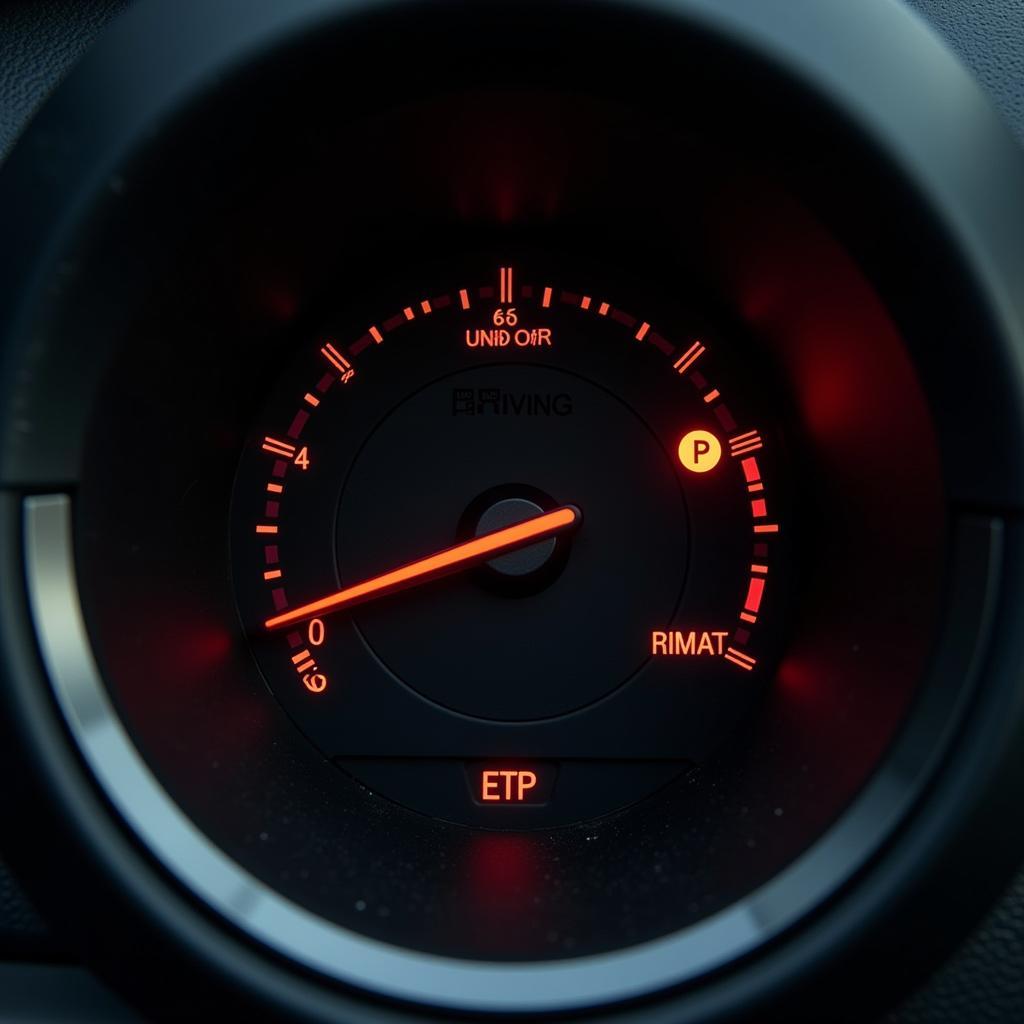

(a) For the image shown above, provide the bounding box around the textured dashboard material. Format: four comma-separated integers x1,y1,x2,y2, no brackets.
0,0,129,958
0,0,130,162
0,856,51,956
887,870,1024,1023
886,7,1024,1018
905,0,1024,145
0,0,1023,1019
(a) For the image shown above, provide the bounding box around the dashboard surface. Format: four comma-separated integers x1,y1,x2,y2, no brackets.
1,2,1024,1021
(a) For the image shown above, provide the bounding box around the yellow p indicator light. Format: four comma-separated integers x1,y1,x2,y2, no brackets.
678,430,722,473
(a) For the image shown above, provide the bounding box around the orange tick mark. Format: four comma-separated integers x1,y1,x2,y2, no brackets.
262,437,296,458
673,341,705,375
321,341,351,373
730,431,763,457
725,647,757,671
742,576,766,623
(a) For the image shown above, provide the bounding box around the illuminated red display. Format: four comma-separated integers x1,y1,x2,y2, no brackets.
482,769,538,802
473,764,553,805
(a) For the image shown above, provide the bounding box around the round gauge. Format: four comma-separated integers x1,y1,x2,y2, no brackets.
5,1,1024,1021
231,262,791,827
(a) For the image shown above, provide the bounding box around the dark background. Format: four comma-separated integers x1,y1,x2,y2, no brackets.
0,1,1022,1020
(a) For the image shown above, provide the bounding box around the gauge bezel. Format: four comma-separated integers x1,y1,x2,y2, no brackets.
2,0,1024,1021
21,494,1001,1011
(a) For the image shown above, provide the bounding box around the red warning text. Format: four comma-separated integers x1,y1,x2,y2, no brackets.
651,630,730,656
481,769,539,803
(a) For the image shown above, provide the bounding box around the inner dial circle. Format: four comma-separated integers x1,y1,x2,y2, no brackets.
232,262,786,828
337,364,688,721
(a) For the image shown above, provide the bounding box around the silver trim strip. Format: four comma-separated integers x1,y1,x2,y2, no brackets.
22,494,961,1012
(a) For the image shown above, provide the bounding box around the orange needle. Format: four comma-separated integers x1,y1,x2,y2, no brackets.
264,504,581,630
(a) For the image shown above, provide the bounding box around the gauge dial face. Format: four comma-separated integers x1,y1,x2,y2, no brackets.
232,263,790,828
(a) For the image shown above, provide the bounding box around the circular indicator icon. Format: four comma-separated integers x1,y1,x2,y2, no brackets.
678,430,722,473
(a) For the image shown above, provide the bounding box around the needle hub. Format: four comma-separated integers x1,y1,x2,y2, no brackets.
474,497,557,577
